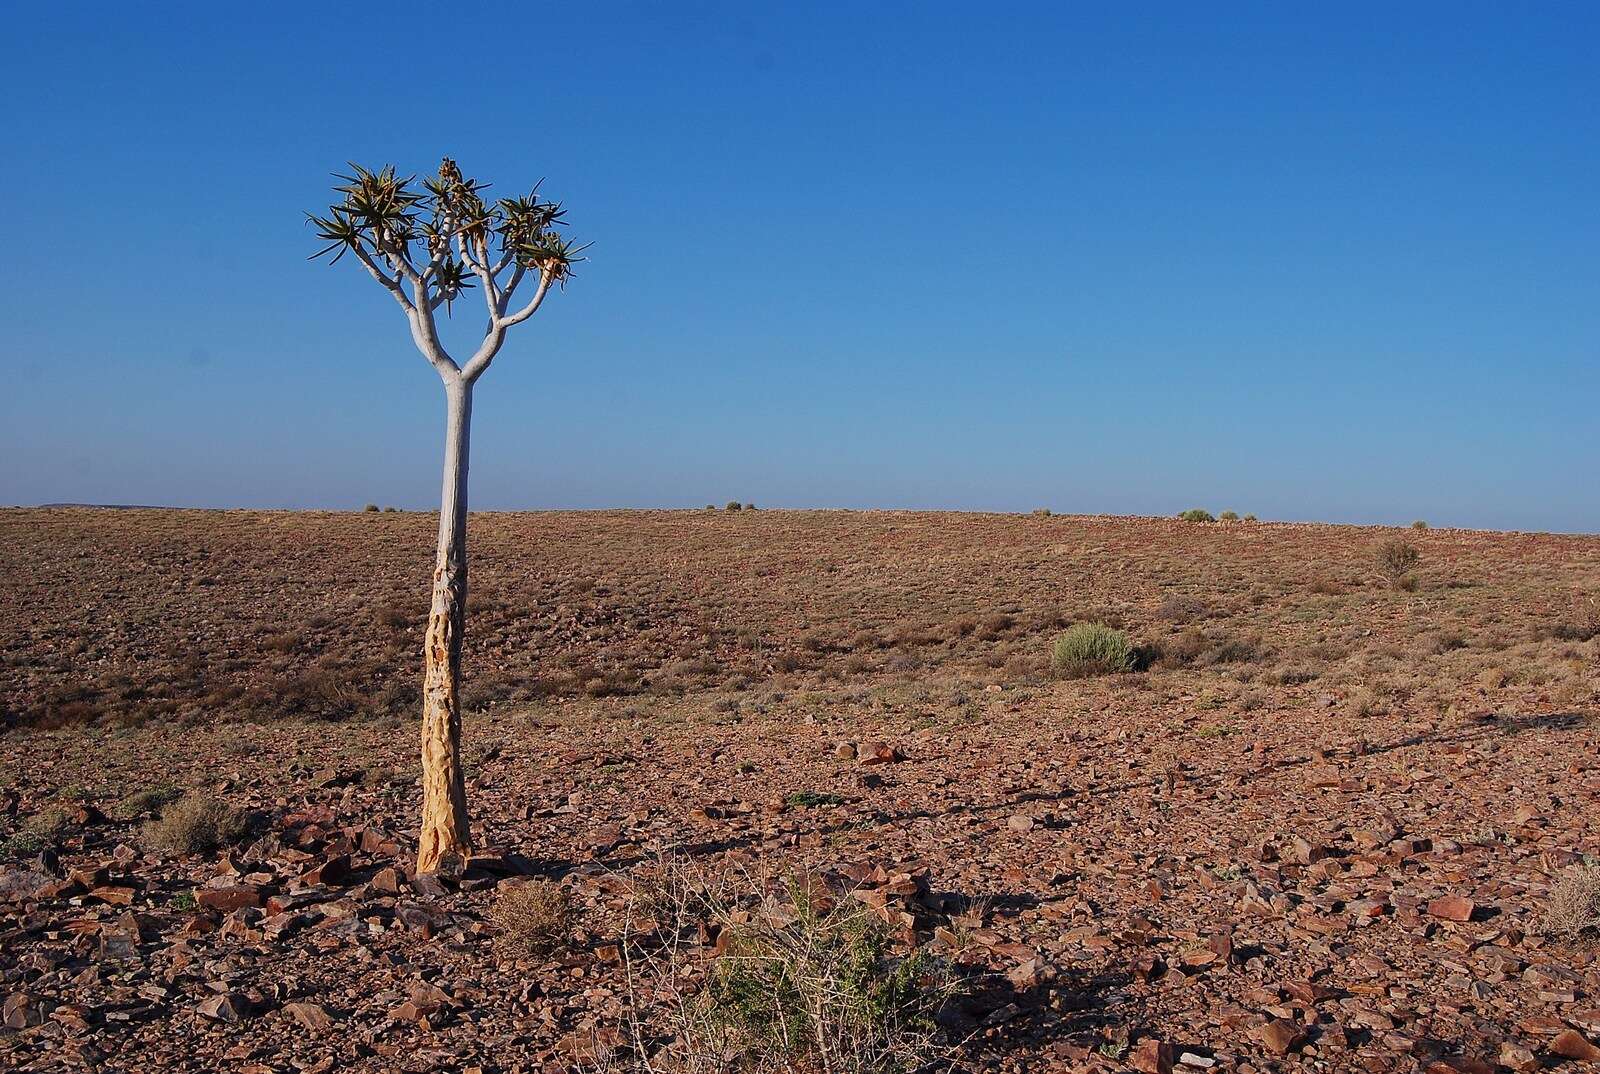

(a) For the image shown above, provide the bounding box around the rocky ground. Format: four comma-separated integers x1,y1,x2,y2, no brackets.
3,509,1600,1072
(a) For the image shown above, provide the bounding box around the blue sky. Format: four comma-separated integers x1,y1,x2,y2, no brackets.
3,2,1596,530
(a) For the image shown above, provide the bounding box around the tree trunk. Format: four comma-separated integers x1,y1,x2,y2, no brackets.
417,378,474,874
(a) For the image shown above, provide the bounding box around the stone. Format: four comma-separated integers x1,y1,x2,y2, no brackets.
370,865,405,895
389,982,454,1024
1007,814,1035,832
284,1001,333,1033
196,885,263,911
299,854,351,887
1427,895,1475,922
1259,1018,1306,1055
1130,1037,1174,1074
1497,1042,1538,1073
856,741,901,765
1550,1030,1600,1062
196,993,248,1022
3,992,39,1030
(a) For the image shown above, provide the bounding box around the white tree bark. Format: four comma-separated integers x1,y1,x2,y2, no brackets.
417,377,474,874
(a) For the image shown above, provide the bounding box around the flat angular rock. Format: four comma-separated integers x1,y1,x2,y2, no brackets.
1130,1037,1174,1074
196,992,248,1022
196,885,263,911
1259,1018,1306,1055
1550,1029,1600,1062
284,1000,334,1033
1426,895,1475,922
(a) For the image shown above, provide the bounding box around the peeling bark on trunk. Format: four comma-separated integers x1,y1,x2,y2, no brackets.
417,380,473,874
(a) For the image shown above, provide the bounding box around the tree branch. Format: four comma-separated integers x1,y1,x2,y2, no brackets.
497,270,553,328
496,265,526,315
459,324,505,384
351,244,415,313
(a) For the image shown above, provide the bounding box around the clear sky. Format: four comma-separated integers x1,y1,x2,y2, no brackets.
3,3,1596,531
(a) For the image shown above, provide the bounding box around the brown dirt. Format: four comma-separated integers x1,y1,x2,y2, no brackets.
2,508,1598,1072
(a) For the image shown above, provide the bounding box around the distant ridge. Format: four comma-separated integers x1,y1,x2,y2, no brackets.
36,503,174,510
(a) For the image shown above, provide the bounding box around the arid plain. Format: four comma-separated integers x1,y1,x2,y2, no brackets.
3,507,1600,1073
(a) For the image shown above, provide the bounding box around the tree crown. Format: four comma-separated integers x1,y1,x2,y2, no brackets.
307,158,586,382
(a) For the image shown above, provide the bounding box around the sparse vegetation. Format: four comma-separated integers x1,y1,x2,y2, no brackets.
491,879,574,956
613,865,959,1074
144,794,247,856
1177,508,1215,523
725,501,743,512
1051,622,1135,678
785,790,847,808
1540,867,1600,937
1376,538,1421,589
1219,510,1239,521
114,785,182,820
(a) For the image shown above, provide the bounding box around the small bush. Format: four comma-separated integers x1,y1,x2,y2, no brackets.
1156,595,1209,624
1177,508,1215,523
725,501,743,512
1051,623,1135,678
1552,592,1600,642
1219,510,1239,521
1031,508,1052,517
702,879,956,1073
492,880,574,956
1540,867,1600,937
1376,539,1421,589
1243,513,1258,522
144,795,247,856
114,785,182,820
363,503,379,512
1411,519,1428,530
2,809,71,858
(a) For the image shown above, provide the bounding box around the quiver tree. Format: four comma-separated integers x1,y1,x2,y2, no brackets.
308,159,584,874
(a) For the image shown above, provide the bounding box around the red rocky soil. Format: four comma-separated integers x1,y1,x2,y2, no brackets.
3,508,1599,1072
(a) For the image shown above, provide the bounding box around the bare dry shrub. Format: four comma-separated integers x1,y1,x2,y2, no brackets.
1540,867,1600,937
1376,539,1420,589
492,879,575,956
595,857,960,1074
144,795,247,855
1156,595,1209,624
1552,592,1600,642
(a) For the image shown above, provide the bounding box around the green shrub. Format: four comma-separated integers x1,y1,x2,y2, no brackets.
1177,508,1215,523
1051,623,1135,678
703,878,955,1072
1031,508,1052,517
1411,519,1428,530
1243,513,1257,522
725,501,743,512
363,503,379,512
1219,510,1239,521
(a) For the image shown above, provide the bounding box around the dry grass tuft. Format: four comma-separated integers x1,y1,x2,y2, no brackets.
492,879,575,956
143,795,247,856
1540,867,1600,937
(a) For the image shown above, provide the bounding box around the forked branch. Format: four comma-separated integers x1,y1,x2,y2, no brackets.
307,158,586,383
